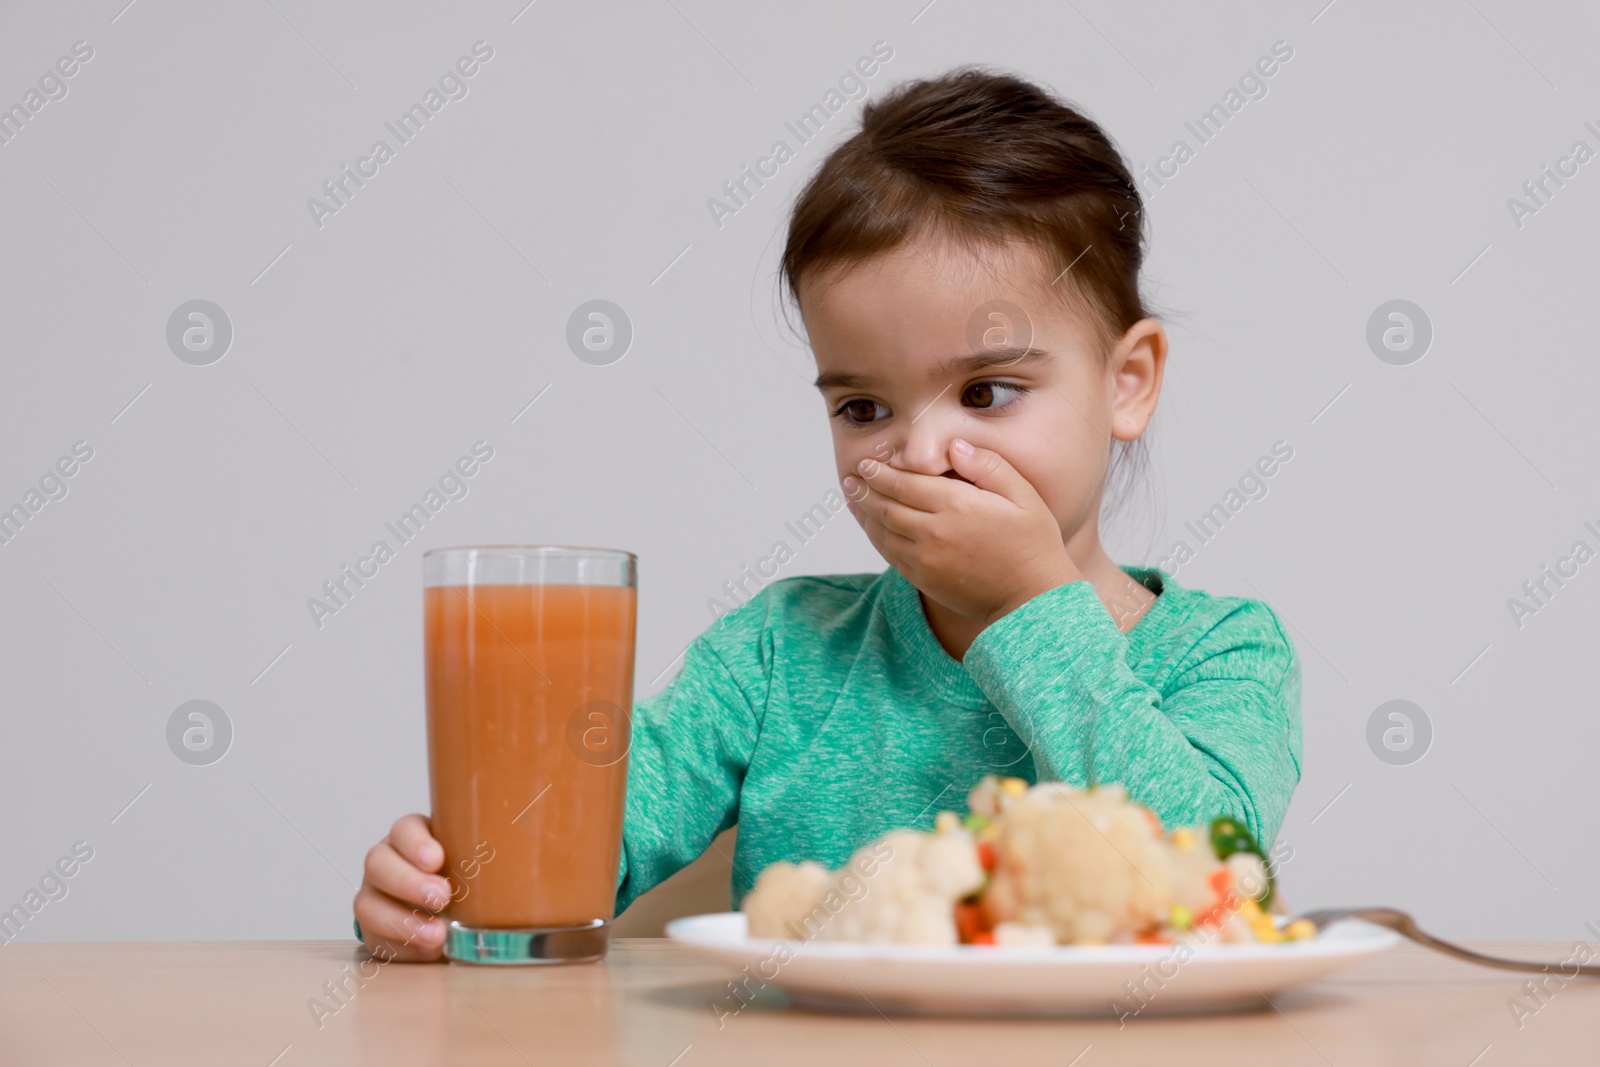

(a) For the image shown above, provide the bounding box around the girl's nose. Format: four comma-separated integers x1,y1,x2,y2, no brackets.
893,415,956,476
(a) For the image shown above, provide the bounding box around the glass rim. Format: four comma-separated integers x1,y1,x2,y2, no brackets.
422,544,636,562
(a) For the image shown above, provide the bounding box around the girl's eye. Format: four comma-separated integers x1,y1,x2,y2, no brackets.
962,381,1030,410
831,382,1031,426
830,398,889,426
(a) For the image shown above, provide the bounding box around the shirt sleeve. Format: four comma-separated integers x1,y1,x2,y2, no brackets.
960,579,1302,847
614,631,762,917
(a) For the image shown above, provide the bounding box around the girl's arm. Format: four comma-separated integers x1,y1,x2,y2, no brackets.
961,580,1302,846
614,633,761,916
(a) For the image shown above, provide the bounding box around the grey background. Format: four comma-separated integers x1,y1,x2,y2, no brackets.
1,0,1595,944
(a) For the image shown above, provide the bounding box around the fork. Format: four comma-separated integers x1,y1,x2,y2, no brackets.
1301,907,1600,976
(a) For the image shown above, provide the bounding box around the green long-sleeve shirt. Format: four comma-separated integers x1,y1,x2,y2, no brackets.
614,564,1302,915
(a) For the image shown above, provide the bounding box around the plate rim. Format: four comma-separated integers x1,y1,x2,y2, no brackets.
664,910,1401,963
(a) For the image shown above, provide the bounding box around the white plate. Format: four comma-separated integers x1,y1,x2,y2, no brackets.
665,912,1399,1018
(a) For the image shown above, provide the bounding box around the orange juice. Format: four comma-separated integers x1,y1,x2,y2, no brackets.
424,581,635,929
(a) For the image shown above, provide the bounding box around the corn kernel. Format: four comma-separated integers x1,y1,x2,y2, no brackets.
1169,905,1193,930
1285,919,1317,942
934,810,959,834
1000,777,1027,797
1171,828,1195,851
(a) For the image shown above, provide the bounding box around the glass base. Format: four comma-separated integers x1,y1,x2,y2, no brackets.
443,918,610,965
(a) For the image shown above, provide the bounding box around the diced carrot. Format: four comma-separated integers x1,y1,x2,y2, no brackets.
1135,930,1170,945
977,841,997,872
1208,868,1232,900
970,931,996,946
955,901,990,943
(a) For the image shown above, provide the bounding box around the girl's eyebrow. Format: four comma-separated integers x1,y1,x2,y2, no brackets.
813,346,1053,391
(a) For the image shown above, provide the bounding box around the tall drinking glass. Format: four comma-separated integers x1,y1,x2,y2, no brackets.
423,546,636,964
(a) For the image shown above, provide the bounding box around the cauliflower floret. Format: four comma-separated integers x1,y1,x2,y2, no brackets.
1215,907,1257,944
742,860,831,940
980,783,1178,945
966,774,1030,818
967,776,1006,818
741,827,984,946
827,829,984,944
993,921,1056,947
1225,852,1271,903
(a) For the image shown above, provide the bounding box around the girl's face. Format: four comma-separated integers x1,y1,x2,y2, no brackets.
802,236,1166,554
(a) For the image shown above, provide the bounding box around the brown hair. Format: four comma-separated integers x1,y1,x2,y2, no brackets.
780,66,1159,540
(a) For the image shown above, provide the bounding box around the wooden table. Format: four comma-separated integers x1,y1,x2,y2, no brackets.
2,938,1595,1065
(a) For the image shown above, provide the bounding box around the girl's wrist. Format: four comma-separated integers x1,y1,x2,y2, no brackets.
985,557,1082,626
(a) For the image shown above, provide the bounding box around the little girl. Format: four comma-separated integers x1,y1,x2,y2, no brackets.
354,67,1301,960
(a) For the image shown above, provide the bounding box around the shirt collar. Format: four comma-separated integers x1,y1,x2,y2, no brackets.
879,566,996,708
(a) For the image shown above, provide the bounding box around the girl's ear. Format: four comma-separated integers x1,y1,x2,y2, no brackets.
1109,318,1167,442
